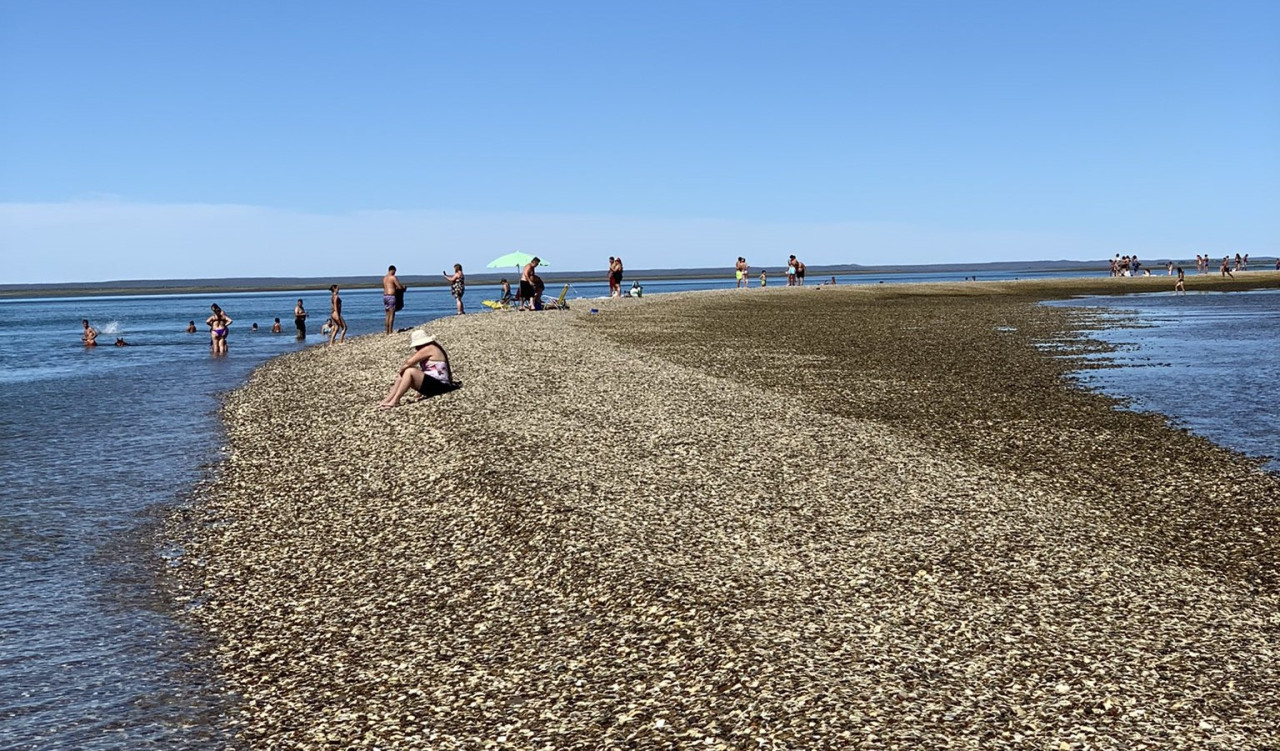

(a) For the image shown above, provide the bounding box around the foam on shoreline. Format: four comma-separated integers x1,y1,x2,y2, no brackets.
168,281,1280,748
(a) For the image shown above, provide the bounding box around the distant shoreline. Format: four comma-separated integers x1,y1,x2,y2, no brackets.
4,261,1279,300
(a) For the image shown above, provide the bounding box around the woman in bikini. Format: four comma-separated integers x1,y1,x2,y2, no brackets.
378,329,458,408
328,285,346,345
205,304,232,355
443,264,466,315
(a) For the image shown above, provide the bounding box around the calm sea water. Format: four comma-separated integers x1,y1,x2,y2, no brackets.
0,267,1233,749
1046,287,1280,472
0,286,466,750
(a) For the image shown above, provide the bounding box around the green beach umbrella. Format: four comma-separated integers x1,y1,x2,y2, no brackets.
486,252,548,270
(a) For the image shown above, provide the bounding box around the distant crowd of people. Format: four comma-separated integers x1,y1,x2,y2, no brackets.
78,250,1278,359
1112,253,1272,282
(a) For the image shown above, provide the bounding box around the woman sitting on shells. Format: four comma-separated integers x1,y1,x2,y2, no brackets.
378,329,459,409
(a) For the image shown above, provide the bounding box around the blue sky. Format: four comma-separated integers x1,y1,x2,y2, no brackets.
2,1,1277,283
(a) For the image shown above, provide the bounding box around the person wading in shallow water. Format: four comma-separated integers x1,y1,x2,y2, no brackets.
328,285,346,345
206,304,232,356
294,299,307,339
81,320,98,347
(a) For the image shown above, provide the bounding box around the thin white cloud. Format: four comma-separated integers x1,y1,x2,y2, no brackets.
2,199,1111,284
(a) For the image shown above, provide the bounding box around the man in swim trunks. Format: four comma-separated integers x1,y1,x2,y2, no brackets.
520,257,541,310
82,320,98,347
735,257,749,288
794,257,806,285
383,265,406,334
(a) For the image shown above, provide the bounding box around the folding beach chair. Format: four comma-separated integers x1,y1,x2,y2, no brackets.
544,284,571,310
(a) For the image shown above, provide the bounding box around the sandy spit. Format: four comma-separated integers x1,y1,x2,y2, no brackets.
167,278,1280,749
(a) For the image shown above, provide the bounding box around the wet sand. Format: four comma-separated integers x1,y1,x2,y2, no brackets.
168,276,1280,748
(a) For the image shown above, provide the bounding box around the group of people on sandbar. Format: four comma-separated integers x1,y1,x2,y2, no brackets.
733,255,809,288
1114,253,1266,280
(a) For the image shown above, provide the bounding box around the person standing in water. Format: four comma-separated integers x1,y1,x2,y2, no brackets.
382,265,406,333
294,299,307,339
443,263,466,315
735,257,749,289
81,320,98,347
206,304,232,356
185,320,197,333
328,285,346,345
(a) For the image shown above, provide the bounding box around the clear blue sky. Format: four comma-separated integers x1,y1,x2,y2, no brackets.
2,1,1277,283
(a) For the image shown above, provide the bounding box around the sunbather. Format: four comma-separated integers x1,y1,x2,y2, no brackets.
378,330,458,408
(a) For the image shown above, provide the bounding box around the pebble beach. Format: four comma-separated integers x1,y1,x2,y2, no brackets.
167,277,1280,749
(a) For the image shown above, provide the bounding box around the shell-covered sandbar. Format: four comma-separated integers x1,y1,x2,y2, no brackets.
167,276,1280,749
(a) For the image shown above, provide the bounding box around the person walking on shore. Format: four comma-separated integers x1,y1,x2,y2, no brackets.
206,304,232,356
328,285,346,345
444,263,466,315
520,257,540,310
795,257,807,285
1175,267,1186,294
1220,257,1234,279
607,257,618,297
735,257,749,288
383,265,407,333
294,299,307,339
81,319,98,347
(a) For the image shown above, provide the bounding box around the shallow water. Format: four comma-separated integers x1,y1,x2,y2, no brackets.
0,287,464,749
1045,287,1280,472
